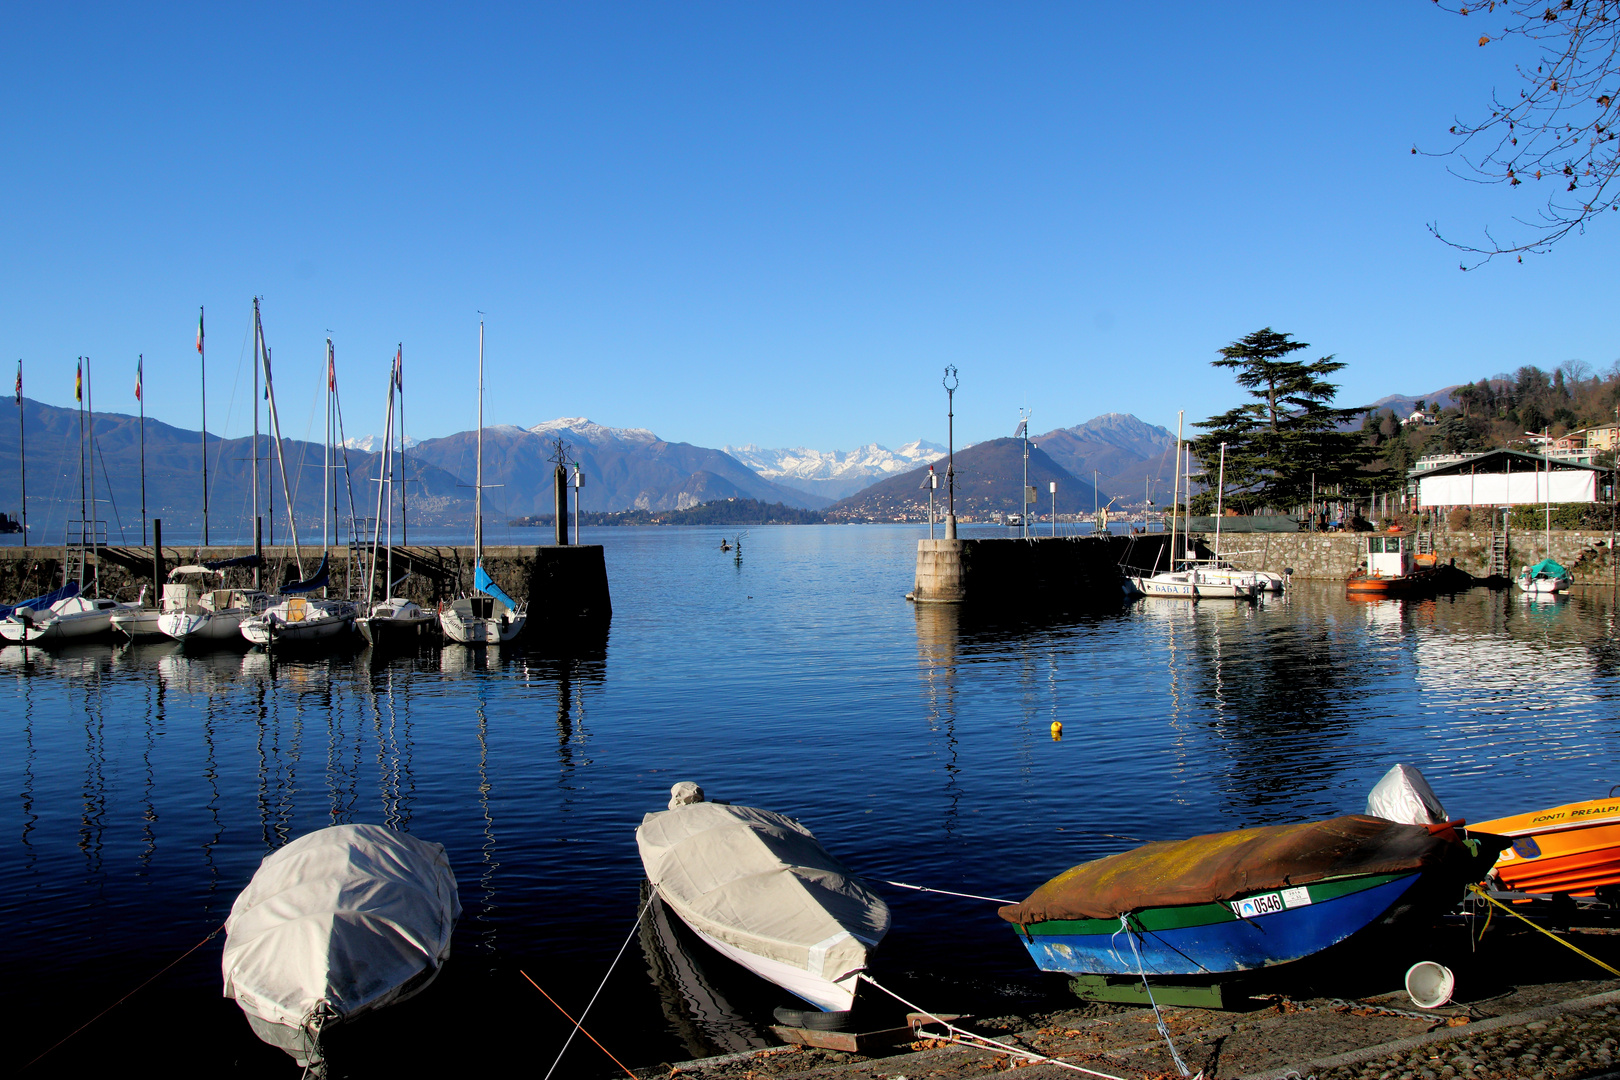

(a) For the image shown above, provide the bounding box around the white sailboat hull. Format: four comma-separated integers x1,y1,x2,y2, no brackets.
159,608,254,643
111,608,164,640
1129,572,1259,600
691,926,859,1013
240,599,355,646
0,598,129,644
438,599,524,645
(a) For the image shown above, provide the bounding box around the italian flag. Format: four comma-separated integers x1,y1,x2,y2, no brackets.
197,308,204,354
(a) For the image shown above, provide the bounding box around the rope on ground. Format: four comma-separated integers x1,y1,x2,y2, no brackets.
1120,914,1194,1077
23,921,225,1071
1468,884,1620,978
531,894,651,1080
875,879,1020,905
856,972,1130,1080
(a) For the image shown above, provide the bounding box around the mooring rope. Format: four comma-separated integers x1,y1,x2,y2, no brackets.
856,973,1130,1080
875,879,1020,905
1467,884,1620,977
23,922,225,1071
533,895,651,1080
1119,915,1194,1077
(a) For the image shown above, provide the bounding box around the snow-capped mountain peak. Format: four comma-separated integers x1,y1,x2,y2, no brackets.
525,417,660,447
725,440,945,500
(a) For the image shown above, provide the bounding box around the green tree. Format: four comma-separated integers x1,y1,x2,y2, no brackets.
1190,328,1370,514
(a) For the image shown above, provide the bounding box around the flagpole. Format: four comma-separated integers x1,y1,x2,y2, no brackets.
138,354,147,546
16,361,26,545
198,306,208,547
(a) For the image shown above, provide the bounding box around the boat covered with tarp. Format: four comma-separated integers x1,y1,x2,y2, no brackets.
221,824,460,1070
998,814,1502,978
637,782,889,1015
1517,558,1572,596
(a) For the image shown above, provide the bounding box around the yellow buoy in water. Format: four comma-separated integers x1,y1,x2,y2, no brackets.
1050,721,1063,740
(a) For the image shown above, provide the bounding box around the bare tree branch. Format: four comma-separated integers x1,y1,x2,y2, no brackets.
1424,0,1620,267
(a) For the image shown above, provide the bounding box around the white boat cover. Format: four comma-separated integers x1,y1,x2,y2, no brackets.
222,824,460,1031
637,792,889,997
1365,763,1449,826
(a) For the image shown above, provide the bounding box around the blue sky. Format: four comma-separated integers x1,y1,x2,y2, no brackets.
3,3,1616,453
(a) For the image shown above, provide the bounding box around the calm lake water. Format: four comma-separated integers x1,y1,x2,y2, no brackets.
5,524,1619,1076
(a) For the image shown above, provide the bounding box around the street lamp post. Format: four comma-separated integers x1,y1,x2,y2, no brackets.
943,366,958,539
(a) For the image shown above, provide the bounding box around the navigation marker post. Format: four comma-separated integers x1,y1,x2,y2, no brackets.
943,366,958,540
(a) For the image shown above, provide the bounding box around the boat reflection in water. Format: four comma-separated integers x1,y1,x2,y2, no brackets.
637,881,770,1058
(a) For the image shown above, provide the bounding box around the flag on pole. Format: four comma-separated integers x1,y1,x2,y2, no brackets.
197,308,204,354
14,361,20,406
263,347,271,399
327,349,335,391
135,355,143,402
75,360,82,403
394,346,402,390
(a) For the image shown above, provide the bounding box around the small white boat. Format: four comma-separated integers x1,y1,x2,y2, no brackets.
155,565,270,645
221,824,460,1070
240,595,355,647
438,593,525,645
1516,559,1571,596
0,594,137,644
1190,560,1287,593
1129,567,1261,600
358,597,438,649
637,782,889,1015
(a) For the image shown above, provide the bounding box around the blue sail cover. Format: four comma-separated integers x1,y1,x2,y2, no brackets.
281,553,330,595
0,580,81,620
474,563,519,611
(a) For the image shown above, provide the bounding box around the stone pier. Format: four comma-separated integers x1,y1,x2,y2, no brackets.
911,534,1176,607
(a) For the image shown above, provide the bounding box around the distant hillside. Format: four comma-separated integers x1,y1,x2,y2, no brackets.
410,420,829,515
513,497,825,527
0,397,472,541
1031,413,1178,505
829,438,1098,522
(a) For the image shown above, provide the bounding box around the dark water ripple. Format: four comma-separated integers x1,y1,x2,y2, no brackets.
3,525,1619,1075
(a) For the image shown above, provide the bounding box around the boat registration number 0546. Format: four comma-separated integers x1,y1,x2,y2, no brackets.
1231,886,1312,919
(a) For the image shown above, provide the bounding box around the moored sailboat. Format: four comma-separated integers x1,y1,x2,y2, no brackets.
440,319,526,645
358,347,436,650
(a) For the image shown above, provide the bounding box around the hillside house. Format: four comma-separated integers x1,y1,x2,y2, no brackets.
1410,448,1606,509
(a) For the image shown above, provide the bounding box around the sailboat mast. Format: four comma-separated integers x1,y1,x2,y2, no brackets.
396,347,407,546
385,386,395,601
366,370,394,604
137,354,146,546
324,338,333,561
1170,410,1184,570
16,360,26,543
252,299,262,547
475,318,484,571
262,340,303,577
199,307,208,546
86,358,97,592
1214,442,1226,562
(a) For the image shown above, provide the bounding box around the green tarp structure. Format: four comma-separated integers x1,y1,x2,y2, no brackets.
1527,558,1570,581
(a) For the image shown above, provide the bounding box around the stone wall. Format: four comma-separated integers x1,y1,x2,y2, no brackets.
912,533,1175,606
1203,528,1620,583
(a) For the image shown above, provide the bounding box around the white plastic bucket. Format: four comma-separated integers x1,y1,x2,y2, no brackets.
1405,961,1455,1008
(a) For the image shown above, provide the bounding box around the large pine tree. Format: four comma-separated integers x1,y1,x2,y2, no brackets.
1191,328,1369,515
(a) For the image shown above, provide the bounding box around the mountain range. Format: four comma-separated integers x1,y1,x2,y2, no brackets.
21,391,1488,533
722,440,946,501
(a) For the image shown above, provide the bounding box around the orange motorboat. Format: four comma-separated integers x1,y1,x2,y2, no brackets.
1473,796,1620,897
1345,532,1442,598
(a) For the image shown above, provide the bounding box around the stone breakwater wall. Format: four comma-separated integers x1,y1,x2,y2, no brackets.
1203,529,1620,583
913,533,1177,606
0,544,612,624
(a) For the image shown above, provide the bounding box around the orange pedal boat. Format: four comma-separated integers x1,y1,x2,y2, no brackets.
1473,797,1620,897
